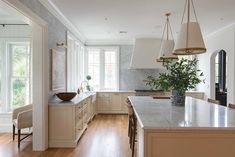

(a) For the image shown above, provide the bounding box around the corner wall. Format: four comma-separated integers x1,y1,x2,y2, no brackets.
197,25,235,104
18,0,68,97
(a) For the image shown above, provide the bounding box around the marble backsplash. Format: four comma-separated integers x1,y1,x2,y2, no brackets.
119,45,162,90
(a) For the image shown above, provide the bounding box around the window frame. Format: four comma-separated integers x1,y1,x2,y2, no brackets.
66,31,85,92
85,46,120,91
0,38,31,112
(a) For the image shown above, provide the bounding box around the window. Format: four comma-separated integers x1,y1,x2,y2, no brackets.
86,47,119,90
178,55,194,61
0,40,31,112
67,32,84,91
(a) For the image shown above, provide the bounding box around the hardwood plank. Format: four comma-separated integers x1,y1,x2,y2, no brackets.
0,115,131,157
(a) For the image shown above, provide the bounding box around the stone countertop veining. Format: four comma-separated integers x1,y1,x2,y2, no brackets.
49,92,96,106
128,96,235,130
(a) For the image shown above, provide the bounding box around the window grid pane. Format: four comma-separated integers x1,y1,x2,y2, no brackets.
104,51,117,90
10,43,31,110
87,48,118,91
87,50,100,90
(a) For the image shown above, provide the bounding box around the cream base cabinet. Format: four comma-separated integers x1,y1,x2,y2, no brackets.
97,92,135,114
186,92,204,100
49,96,92,148
97,93,110,112
110,93,122,111
49,106,76,147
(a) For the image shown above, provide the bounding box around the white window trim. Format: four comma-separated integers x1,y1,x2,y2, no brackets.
85,46,120,90
0,38,31,112
67,31,85,91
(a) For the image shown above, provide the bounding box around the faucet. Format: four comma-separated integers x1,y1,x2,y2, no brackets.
80,81,88,93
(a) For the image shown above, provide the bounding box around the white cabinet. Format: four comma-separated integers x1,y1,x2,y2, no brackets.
49,95,94,148
186,92,204,100
97,92,135,114
85,93,96,122
110,93,122,111
97,93,110,112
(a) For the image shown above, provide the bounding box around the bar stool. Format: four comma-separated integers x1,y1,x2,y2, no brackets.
228,103,235,109
208,98,220,105
126,98,137,157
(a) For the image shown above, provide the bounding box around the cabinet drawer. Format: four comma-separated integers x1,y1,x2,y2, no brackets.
75,113,82,121
98,93,110,98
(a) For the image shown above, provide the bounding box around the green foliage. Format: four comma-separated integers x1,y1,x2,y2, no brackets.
12,79,26,109
11,45,29,109
144,58,204,92
86,75,92,81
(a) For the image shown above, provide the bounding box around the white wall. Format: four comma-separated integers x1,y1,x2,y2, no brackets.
0,25,31,38
197,24,235,105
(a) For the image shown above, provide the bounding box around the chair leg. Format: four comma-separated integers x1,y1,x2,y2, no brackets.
13,125,15,141
131,127,136,157
18,129,21,148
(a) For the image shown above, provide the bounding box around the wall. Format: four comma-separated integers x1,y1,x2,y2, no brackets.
0,25,31,37
119,45,161,90
197,25,235,104
18,0,68,97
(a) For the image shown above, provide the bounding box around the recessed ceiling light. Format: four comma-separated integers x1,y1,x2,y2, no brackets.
104,17,108,21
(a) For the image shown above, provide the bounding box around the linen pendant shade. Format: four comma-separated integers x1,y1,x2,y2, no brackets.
173,0,206,55
157,13,178,62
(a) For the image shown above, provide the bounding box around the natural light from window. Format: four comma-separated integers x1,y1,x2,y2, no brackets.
0,40,31,112
86,47,119,91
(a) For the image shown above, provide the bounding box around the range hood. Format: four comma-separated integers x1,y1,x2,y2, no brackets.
129,38,163,69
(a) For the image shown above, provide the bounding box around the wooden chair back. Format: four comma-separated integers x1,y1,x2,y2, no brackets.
208,98,220,105
228,103,235,109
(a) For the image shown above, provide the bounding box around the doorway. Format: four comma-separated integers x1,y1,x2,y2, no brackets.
214,50,227,106
0,0,48,151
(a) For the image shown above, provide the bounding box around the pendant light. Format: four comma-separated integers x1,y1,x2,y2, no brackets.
174,0,206,55
157,13,178,62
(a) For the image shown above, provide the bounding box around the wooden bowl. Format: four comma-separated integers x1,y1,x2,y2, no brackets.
56,92,77,101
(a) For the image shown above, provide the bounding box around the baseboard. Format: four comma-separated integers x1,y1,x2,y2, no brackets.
0,124,12,133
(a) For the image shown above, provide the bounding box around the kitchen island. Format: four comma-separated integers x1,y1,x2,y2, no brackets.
128,96,235,157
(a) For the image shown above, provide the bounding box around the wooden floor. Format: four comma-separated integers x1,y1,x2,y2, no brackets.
0,115,131,157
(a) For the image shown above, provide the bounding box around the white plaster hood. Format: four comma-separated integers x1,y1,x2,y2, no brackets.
129,38,163,69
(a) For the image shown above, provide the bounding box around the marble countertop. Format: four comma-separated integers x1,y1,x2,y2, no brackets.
49,92,96,106
128,96,235,130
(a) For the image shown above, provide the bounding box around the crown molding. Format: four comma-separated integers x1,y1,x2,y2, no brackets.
85,39,135,46
38,0,86,43
206,22,235,39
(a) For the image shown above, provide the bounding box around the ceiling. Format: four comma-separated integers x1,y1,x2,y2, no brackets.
50,0,235,42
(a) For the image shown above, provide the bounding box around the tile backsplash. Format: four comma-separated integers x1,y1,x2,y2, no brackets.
119,45,162,90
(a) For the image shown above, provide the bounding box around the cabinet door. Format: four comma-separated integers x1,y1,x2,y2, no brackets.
186,92,204,100
97,93,110,111
49,106,74,140
110,93,122,111
82,100,87,123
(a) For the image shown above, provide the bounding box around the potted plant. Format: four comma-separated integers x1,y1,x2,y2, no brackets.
86,75,92,91
144,58,204,106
